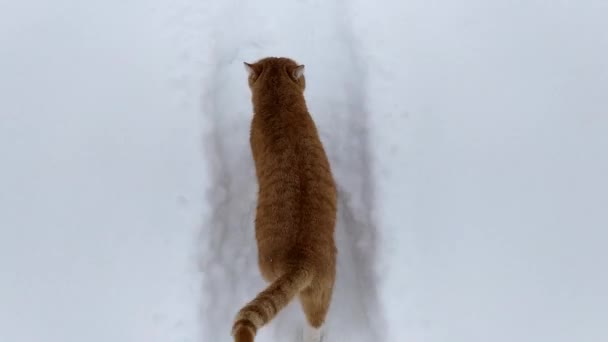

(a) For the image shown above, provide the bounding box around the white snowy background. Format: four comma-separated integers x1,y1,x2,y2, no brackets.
1,1,607,342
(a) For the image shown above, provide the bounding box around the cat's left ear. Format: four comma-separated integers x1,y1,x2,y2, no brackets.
244,62,256,76
292,65,305,79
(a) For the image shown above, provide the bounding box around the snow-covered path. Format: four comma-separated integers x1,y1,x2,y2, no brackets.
1,0,607,342
191,0,384,340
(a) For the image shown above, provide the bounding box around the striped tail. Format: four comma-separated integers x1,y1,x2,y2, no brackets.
232,268,313,341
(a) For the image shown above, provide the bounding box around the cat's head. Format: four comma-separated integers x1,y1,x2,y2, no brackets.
244,57,306,92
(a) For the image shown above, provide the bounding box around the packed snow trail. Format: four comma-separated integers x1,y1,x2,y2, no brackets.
191,0,384,341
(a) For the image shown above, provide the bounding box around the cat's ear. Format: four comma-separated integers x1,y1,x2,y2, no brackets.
292,64,305,79
244,62,255,76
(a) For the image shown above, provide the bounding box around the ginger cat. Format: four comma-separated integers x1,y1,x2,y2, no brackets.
231,57,338,342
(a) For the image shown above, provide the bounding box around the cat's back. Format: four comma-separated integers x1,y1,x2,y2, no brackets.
247,58,336,233
251,108,335,212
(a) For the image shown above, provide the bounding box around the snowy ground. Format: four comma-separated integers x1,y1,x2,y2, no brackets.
1,1,607,342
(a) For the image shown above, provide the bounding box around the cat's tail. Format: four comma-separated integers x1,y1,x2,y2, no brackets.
231,267,313,342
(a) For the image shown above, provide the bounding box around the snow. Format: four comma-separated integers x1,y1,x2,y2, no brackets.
1,1,607,342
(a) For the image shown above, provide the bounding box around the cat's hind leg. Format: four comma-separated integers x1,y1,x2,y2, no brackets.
299,284,332,342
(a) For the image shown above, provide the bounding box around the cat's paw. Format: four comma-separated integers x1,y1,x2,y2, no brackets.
302,325,323,342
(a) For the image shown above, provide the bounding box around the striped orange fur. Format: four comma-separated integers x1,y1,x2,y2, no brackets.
232,57,337,341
